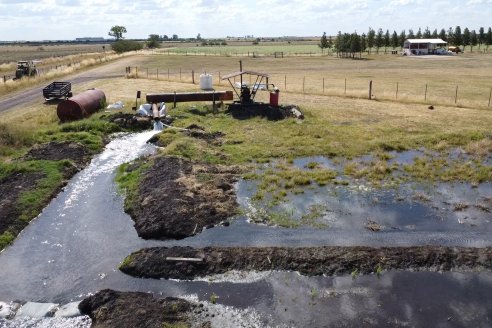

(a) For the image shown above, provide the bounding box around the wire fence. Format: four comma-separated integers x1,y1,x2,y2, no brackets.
125,66,492,109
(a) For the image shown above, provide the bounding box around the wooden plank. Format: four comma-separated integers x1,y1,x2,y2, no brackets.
165,257,203,262
146,91,233,103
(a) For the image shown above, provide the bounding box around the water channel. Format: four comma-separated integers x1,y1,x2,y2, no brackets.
0,131,491,327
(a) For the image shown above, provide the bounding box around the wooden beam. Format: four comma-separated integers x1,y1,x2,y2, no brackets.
146,91,233,103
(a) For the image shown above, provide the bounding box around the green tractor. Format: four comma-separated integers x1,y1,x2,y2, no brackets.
15,60,38,80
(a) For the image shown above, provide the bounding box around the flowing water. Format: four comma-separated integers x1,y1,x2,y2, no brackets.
1,137,491,327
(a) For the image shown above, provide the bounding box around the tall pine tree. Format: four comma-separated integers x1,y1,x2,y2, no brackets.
367,28,375,54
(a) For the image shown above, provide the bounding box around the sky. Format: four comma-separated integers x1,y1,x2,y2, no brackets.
0,0,491,41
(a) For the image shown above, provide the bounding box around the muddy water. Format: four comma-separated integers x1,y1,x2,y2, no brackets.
0,140,491,326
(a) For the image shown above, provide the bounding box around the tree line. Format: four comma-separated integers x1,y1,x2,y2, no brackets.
320,26,492,58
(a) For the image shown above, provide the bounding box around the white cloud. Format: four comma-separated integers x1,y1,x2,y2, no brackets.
0,0,491,41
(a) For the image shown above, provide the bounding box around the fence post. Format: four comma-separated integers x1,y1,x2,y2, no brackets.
369,80,373,100
424,84,428,101
136,67,138,78
168,68,170,81
344,78,347,95
488,87,492,107
396,81,399,99
303,76,305,93
180,68,182,81
146,68,148,78
322,78,325,94
3,76,5,83
455,85,458,104
285,75,287,90
157,69,159,80
192,70,195,84
219,72,221,85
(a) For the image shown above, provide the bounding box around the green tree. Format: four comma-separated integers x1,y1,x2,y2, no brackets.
319,32,331,54
416,27,422,38
462,27,470,50
454,26,462,47
108,25,127,40
391,30,399,49
431,29,438,38
399,30,406,46
367,28,375,54
478,27,485,49
147,34,160,48
375,28,384,53
384,29,390,53
360,33,367,53
350,33,362,58
423,27,431,38
196,33,202,40
470,30,478,52
439,28,447,41
447,27,454,44
334,31,342,57
407,29,415,39
486,27,492,50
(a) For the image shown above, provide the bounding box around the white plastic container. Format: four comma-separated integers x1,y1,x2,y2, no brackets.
199,73,213,90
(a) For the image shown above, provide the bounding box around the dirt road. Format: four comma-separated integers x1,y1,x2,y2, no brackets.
0,55,146,113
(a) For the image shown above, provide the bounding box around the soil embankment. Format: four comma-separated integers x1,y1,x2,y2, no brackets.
23,141,91,168
0,141,89,245
120,245,492,280
126,155,240,240
79,289,201,328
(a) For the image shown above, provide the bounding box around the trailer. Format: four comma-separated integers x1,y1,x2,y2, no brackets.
43,81,72,100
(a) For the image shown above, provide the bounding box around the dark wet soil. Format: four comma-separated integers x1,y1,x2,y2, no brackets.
0,171,44,236
226,103,302,120
120,246,492,280
79,289,200,328
23,141,91,169
128,156,240,240
1,141,89,239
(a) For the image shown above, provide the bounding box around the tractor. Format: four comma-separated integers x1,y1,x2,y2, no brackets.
15,61,38,80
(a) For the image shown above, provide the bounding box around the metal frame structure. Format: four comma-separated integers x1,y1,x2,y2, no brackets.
221,61,269,103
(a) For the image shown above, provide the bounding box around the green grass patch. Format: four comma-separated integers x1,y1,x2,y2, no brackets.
0,231,14,250
16,160,75,222
115,159,153,214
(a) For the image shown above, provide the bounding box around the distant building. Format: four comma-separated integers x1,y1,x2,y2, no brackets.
403,39,447,55
75,37,106,42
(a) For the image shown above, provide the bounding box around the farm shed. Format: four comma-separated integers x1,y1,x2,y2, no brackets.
403,39,447,55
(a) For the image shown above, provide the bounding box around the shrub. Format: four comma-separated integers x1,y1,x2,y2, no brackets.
111,40,143,54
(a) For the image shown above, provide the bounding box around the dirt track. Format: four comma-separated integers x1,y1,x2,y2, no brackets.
0,55,146,113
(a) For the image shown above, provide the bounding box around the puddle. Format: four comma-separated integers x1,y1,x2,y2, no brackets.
241,151,492,234
0,141,490,327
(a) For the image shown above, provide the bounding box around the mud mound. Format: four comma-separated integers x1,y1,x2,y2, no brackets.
0,171,43,236
226,103,303,121
185,129,225,145
79,289,195,328
120,246,492,280
23,141,90,168
102,113,174,131
129,156,240,240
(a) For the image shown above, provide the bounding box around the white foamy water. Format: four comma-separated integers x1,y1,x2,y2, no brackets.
62,131,157,211
0,317,91,328
194,270,272,284
181,295,288,328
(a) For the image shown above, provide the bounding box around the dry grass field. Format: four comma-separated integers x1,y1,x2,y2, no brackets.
127,52,492,109
0,43,108,65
